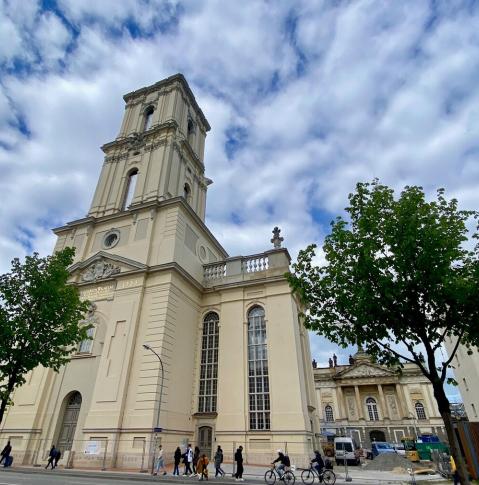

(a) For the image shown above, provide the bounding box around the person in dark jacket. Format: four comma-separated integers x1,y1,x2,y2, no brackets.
173,446,182,476
45,445,57,469
193,446,200,476
214,446,225,477
272,449,291,478
0,441,12,465
311,450,324,475
234,445,244,481
53,449,62,468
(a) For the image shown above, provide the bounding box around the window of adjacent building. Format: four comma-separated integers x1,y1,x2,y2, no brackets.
187,117,195,145
325,405,334,422
248,306,270,430
123,169,138,209
366,397,379,421
78,326,95,353
463,377,469,391
143,106,154,131
198,312,219,413
415,402,427,420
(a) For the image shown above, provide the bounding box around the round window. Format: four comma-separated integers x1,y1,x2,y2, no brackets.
103,230,120,249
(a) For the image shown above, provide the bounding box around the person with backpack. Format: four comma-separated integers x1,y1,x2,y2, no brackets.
53,448,62,468
234,445,244,481
272,449,291,478
214,446,225,477
173,446,182,476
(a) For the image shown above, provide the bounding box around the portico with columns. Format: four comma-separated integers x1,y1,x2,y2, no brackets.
314,349,446,448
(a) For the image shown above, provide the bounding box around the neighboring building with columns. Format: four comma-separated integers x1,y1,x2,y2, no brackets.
0,74,319,468
314,349,446,448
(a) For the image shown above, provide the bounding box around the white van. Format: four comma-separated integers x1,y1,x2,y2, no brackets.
334,437,360,466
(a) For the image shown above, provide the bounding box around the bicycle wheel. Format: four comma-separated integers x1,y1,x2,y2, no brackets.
301,468,315,485
321,470,336,485
283,470,296,485
265,469,277,485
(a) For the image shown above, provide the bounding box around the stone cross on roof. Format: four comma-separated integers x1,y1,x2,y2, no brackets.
271,226,284,248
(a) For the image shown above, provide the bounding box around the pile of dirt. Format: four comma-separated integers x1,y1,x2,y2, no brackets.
365,453,423,473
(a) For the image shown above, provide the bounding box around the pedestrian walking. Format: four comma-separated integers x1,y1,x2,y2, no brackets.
183,444,193,476
193,446,200,476
173,446,182,476
234,445,244,481
153,444,167,476
197,453,209,481
45,445,57,469
214,446,225,477
0,441,12,466
54,449,61,468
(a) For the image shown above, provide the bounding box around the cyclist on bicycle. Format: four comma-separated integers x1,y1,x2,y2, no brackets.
272,449,290,479
311,450,324,476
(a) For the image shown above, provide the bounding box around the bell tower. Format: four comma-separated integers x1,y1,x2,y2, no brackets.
88,74,211,221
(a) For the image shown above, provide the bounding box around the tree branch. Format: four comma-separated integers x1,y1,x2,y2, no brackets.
374,339,416,364
441,330,465,381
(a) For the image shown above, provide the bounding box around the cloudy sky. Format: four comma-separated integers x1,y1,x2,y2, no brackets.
2,0,478,401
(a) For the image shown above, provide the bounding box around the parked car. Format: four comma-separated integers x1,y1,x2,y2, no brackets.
334,437,361,466
371,442,396,457
393,443,406,456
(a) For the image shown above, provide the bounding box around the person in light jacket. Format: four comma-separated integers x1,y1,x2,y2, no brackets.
183,444,193,476
153,444,167,475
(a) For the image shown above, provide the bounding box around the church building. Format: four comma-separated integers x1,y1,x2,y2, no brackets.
0,74,319,468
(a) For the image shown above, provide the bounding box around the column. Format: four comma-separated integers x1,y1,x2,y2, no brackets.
395,383,405,419
336,386,345,420
377,384,389,419
354,385,364,420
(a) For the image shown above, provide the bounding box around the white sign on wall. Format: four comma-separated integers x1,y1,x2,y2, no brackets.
84,441,101,455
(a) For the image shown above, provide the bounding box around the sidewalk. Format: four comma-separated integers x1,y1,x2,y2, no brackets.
0,463,450,484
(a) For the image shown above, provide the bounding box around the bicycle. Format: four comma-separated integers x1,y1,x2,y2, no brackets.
300,464,336,485
264,465,296,485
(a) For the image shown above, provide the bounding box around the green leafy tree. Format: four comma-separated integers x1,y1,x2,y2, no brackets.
287,181,479,485
0,247,90,425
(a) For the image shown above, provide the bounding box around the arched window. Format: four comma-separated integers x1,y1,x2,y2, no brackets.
198,312,219,413
415,402,427,420
123,169,138,209
248,306,270,430
325,405,334,422
143,106,154,131
183,183,191,203
366,397,379,421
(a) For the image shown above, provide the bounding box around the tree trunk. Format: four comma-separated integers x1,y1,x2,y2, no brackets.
432,381,469,485
0,397,8,427
0,377,16,427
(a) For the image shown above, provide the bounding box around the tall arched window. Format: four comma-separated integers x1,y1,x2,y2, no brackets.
198,312,219,413
143,106,154,131
78,327,95,353
325,405,334,422
248,306,270,430
415,402,427,420
123,169,138,209
366,397,379,421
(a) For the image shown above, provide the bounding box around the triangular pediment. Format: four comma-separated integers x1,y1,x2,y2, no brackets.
69,251,147,283
334,362,396,380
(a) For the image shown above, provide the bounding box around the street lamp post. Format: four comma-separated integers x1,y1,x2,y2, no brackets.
409,411,418,440
143,344,165,475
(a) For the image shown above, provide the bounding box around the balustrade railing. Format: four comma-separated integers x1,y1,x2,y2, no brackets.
203,262,226,280
242,255,269,273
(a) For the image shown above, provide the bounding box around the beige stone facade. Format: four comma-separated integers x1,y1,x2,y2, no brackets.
0,75,319,468
445,338,479,423
314,350,446,448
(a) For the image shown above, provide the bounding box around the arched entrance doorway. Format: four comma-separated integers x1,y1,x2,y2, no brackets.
198,426,213,459
58,392,82,452
370,430,386,443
